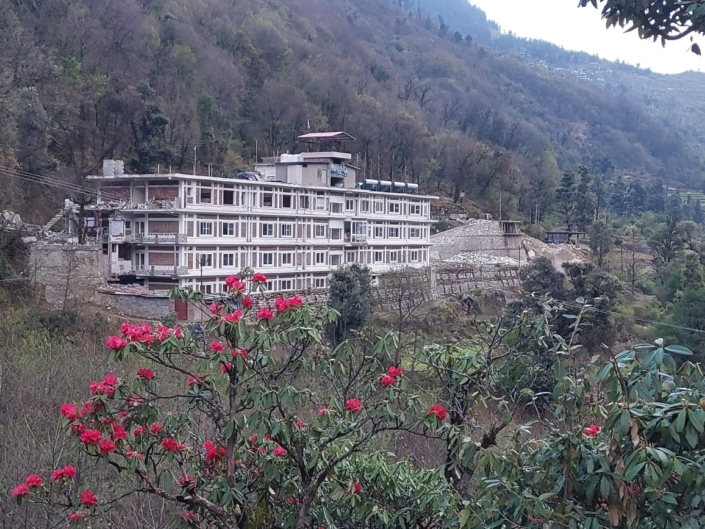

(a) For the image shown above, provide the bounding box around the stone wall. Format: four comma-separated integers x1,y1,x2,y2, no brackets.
95,292,173,319
430,221,525,262
29,243,106,308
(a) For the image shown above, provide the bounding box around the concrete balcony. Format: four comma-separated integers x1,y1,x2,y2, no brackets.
132,265,188,277
126,233,187,245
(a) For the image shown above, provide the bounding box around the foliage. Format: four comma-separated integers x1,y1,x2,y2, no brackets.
589,220,614,267
327,264,373,345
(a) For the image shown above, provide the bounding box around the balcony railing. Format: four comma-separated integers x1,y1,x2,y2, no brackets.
345,233,368,245
132,266,188,277
126,233,187,244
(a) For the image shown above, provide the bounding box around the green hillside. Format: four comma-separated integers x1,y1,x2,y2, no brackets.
0,0,702,222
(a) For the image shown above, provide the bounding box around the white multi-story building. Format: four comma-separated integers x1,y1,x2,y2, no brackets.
88,132,435,294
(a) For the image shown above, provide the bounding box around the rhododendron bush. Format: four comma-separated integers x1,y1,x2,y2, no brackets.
10,271,453,529
9,277,705,529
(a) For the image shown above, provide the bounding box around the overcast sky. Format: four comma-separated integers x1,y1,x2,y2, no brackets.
469,0,704,74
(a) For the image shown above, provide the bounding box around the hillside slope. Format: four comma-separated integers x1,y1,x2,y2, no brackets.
0,0,700,222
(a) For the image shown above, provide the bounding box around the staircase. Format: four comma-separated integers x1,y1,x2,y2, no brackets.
43,209,67,233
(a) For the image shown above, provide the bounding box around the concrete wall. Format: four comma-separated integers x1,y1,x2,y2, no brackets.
29,243,107,308
430,221,525,262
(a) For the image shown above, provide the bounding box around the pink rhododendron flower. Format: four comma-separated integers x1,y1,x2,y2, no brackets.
345,399,362,413
80,430,102,445
252,272,267,283
257,307,274,321
428,405,447,421
136,368,154,380
210,340,225,353
584,425,601,437
381,375,396,387
242,297,253,309
60,403,78,421
273,446,288,457
387,366,403,378
80,490,97,507
25,474,43,488
68,512,84,524
11,484,29,499
224,310,243,323
106,335,127,350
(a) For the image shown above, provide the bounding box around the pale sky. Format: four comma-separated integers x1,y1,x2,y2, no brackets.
469,0,704,74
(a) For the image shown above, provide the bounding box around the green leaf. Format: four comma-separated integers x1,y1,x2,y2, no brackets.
685,424,699,449
458,509,470,527
688,409,704,433
675,410,687,433
664,345,693,356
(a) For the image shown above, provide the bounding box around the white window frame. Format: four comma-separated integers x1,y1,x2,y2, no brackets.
222,222,235,236
315,252,326,265
388,227,400,238
314,278,326,288
330,228,343,240
280,279,293,291
199,254,213,268
346,199,355,211
330,202,343,213
262,192,274,207
330,254,342,266
374,251,383,263
314,225,326,238
261,223,274,237
374,201,384,213
410,250,419,262
199,222,213,236
410,203,422,215
374,226,384,238
409,227,421,238
360,200,370,213
281,253,293,265
264,280,274,291
390,251,398,263
281,224,293,237
346,251,356,263
388,202,400,214
223,254,235,267
262,253,274,266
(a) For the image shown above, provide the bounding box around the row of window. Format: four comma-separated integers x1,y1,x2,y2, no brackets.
188,185,426,215
194,249,422,269
194,276,328,294
199,221,428,239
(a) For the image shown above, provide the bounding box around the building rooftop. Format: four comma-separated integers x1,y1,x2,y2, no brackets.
297,131,356,141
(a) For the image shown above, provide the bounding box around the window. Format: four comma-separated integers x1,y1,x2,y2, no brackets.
282,253,292,265
409,227,421,238
388,202,400,214
410,250,419,262
199,254,213,267
299,196,310,209
264,280,274,291
390,251,398,263
388,227,400,238
318,169,328,183
199,188,212,204
222,222,235,236
223,190,234,205
346,199,355,211
374,226,384,238
346,251,356,263
223,254,234,267
282,195,292,208
280,279,293,291
316,196,327,210
262,192,273,207
330,254,342,266
374,251,383,263
281,224,293,237
360,200,370,213
314,278,326,288
410,203,422,215
331,202,343,213
263,253,274,266
261,223,274,237
374,201,384,213
200,284,213,294
200,222,213,236
315,252,326,265
330,228,342,240
314,225,326,238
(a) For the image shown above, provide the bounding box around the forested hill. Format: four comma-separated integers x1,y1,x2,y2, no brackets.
0,0,701,223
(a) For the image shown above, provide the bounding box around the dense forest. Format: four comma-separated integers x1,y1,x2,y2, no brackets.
1,0,704,223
